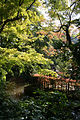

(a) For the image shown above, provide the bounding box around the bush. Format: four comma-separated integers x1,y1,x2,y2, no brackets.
0,82,22,120
0,83,77,120
20,90,74,120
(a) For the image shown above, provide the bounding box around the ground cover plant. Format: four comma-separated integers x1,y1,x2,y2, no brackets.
0,83,80,120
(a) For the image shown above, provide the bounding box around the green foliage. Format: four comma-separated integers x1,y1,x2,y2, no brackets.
0,82,80,120
0,82,22,120
0,46,54,81
38,69,57,77
48,0,68,11
19,90,74,120
55,47,73,78
48,0,80,23
0,0,57,82
0,0,39,27
0,1,80,119
45,0,80,46
37,32,73,78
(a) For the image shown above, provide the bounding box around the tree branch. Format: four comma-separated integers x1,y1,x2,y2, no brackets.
69,1,76,8
68,1,78,26
26,0,36,11
19,0,24,6
57,13,62,26
0,15,22,33
71,35,80,40
53,25,67,32
4,0,8,3
0,0,36,33
0,20,3,25
70,2,76,20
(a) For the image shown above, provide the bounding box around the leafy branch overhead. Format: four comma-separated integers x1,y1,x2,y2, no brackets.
0,46,54,81
0,0,80,82
0,0,36,33
47,0,80,45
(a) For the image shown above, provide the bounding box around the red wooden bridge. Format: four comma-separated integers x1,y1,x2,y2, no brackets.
33,74,80,92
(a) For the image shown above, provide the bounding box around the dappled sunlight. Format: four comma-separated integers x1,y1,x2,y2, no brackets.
0,0,80,119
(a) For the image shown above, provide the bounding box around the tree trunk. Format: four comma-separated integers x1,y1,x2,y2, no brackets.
66,27,71,45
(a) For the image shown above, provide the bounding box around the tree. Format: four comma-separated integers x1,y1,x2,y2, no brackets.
0,0,57,81
0,0,37,33
41,0,80,79
0,0,45,49
45,0,80,45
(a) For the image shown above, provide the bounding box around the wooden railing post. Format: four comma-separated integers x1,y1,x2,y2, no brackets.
68,82,69,93
33,74,80,92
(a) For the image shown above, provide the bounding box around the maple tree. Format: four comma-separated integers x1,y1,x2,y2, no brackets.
0,0,57,82
0,0,80,81
0,0,37,33
45,0,80,45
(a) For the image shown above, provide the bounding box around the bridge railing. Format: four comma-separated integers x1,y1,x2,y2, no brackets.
33,74,80,92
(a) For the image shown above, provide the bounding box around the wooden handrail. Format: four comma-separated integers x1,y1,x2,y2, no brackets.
33,74,80,91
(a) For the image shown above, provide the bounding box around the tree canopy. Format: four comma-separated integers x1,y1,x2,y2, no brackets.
0,0,57,82
0,1,80,120
0,0,80,81
0,0,38,33
45,0,80,45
